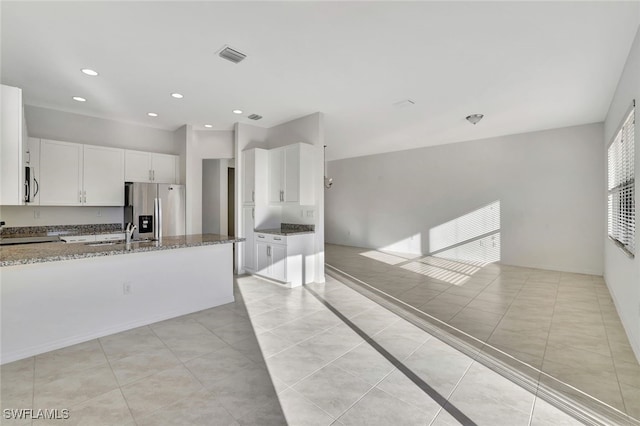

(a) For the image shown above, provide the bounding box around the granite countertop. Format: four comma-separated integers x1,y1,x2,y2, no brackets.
0,234,244,267
254,228,315,236
0,223,124,239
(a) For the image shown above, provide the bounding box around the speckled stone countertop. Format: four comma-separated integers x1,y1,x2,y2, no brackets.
0,234,244,267
255,223,315,236
255,228,315,236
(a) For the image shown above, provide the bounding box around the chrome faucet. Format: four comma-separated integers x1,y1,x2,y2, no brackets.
125,223,137,244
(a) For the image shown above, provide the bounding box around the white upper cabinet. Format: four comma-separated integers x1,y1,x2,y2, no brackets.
39,140,84,205
124,150,152,182
268,143,315,205
1,85,25,205
83,145,124,206
269,148,284,204
40,140,125,206
243,149,256,204
243,148,268,206
151,153,176,183
125,150,177,183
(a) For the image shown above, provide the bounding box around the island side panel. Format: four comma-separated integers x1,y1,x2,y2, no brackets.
1,243,233,364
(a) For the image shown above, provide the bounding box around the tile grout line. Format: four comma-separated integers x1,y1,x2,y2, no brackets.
595,286,630,418
96,337,137,425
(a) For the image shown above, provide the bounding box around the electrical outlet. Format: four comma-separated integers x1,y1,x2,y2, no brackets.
123,282,132,295
97,209,102,217
33,210,40,219
306,210,314,218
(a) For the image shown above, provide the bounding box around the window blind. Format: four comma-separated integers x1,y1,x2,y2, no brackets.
608,104,635,256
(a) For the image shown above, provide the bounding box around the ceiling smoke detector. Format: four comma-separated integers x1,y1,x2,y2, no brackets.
466,114,484,125
248,114,262,121
218,46,247,64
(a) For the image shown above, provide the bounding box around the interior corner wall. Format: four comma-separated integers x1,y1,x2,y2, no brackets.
326,123,605,276
603,25,640,362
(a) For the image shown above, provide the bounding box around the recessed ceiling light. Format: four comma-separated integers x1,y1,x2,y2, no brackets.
147,112,158,117
81,68,99,76
233,109,243,115
204,124,213,128
72,96,86,102
171,93,184,99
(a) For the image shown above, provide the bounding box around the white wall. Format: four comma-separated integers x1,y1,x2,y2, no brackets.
604,26,640,361
202,159,230,235
25,106,178,153
184,129,234,234
202,160,221,234
2,106,180,227
326,123,605,275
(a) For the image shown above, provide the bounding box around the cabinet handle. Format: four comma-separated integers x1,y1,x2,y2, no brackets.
267,246,271,256
252,208,254,219
153,170,155,181
274,237,282,241
258,235,265,239
280,190,283,202
149,170,153,181
83,190,87,203
79,190,82,203
26,150,31,164
252,190,255,202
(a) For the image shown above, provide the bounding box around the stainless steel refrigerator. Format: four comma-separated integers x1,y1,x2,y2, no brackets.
124,182,186,240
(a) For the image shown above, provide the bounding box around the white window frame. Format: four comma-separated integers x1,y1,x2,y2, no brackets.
607,101,635,257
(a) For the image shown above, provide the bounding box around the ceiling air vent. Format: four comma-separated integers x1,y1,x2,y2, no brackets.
248,114,263,120
218,46,247,64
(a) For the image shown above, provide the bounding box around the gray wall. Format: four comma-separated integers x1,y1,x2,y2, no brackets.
25,106,178,153
325,122,605,275
603,26,640,361
202,160,220,234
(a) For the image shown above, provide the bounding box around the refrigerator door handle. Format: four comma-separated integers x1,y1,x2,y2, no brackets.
154,197,162,240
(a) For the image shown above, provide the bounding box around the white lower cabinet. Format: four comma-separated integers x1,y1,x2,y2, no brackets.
254,232,314,287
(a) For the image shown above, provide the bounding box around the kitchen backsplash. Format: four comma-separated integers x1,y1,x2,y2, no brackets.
281,223,315,232
0,223,123,238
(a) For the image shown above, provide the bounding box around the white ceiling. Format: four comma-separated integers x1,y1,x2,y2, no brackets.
2,2,639,160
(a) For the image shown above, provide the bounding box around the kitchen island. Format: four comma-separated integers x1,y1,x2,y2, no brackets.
0,234,243,363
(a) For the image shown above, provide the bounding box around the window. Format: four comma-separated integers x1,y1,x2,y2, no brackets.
608,103,635,256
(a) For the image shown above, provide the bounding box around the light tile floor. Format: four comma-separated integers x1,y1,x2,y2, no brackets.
0,272,610,425
325,243,640,422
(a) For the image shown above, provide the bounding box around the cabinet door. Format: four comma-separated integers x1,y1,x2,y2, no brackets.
83,145,125,206
270,244,287,282
243,149,255,205
256,241,270,276
242,207,255,271
152,153,177,183
284,145,300,203
39,140,83,205
125,150,152,182
269,148,284,204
